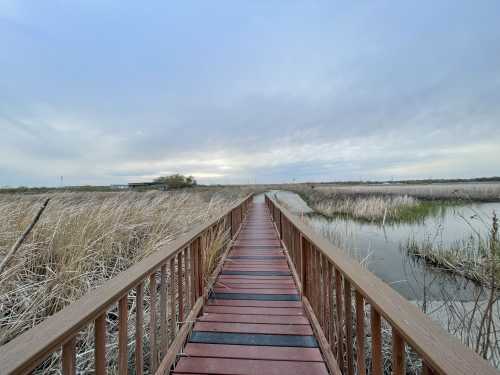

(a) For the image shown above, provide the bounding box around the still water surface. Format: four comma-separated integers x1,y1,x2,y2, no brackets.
266,191,500,302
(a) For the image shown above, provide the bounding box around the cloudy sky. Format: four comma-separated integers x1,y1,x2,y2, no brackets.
1,1,499,186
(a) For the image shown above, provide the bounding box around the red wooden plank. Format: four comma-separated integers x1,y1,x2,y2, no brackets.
215,283,297,290
224,262,288,266
206,299,302,308
216,279,295,284
234,243,282,247
223,266,290,270
228,254,284,258
204,305,304,316
198,313,309,325
193,322,313,335
222,267,291,272
218,275,293,280
184,343,323,361
174,357,328,375
212,288,299,295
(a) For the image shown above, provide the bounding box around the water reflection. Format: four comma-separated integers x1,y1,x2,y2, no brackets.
271,190,500,302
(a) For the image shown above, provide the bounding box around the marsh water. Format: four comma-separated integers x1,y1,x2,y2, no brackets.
266,191,500,303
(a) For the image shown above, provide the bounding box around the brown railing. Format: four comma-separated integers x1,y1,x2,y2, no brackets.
0,194,253,375
265,195,497,375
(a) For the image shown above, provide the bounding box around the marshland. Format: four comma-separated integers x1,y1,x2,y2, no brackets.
272,182,500,368
0,188,252,372
1,182,499,372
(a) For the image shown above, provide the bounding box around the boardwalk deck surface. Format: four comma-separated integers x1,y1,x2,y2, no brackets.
173,200,329,375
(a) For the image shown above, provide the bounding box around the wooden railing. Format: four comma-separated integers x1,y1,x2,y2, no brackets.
0,194,253,375
265,195,497,375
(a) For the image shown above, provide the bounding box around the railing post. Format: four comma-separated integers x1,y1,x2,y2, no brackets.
371,307,382,375
62,336,76,375
170,257,177,343
230,210,234,238
335,268,344,372
190,244,196,306
344,278,354,375
197,236,204,297
160,264,168,355
118,296,128,375
355,291,366,375
278,211,283,239
135,283,143,375
95,314,107,375
177,251,184,322
149,273,158,372
392,329,405,375
300,234,307,295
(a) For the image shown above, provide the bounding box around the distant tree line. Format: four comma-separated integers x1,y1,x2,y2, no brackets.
154,174,197,189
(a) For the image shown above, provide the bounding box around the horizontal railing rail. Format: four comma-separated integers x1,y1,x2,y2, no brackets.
0,194,253,375
265,194,497,375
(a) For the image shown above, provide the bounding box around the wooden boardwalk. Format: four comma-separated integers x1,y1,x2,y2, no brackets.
3,193,496,375
173,201,329,375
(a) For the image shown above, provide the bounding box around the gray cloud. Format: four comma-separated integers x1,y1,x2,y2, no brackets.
1,1,499,186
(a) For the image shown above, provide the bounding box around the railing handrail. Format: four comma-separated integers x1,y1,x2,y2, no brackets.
0,194,253,375
266,194,497,375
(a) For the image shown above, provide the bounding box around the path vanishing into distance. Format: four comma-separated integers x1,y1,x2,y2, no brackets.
173,201,330,374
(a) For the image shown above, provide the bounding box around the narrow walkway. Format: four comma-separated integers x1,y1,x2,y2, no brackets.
173,201,329,375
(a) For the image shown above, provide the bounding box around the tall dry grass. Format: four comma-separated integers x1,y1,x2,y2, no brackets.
291,185,421,222
0,189,244,355
313,194,419,222
314,182,500,201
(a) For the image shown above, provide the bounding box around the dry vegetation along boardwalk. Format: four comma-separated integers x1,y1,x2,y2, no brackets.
173,202,329,375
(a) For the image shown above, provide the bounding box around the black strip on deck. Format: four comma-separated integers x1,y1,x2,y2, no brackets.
189,331,318,348
210,292,300,301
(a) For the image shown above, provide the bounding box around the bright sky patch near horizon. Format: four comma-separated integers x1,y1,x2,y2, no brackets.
1,1,499,187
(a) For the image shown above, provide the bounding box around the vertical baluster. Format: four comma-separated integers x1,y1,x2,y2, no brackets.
278,211,282,238
307,239,312,299
314,248,320,315
190,243,196,305
328,262,336,355
371,307,382,375
160,263,168,355
118,295,128,375
183,247,190,313
344,278,354,375
149,273,158,372
170,256,177,343
62,336,76,375
178,251,184,323
300,235,306,294
194,239,200,300
318,253,324,328
423,362,436,375
198,235,204,296
296,230,301,275
135,283,143,375
323,254,330,338
310,247,316,312
355,291,366,375
230,210,234,238
392,329,405,375
335,268,344,372
95,314,106,375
